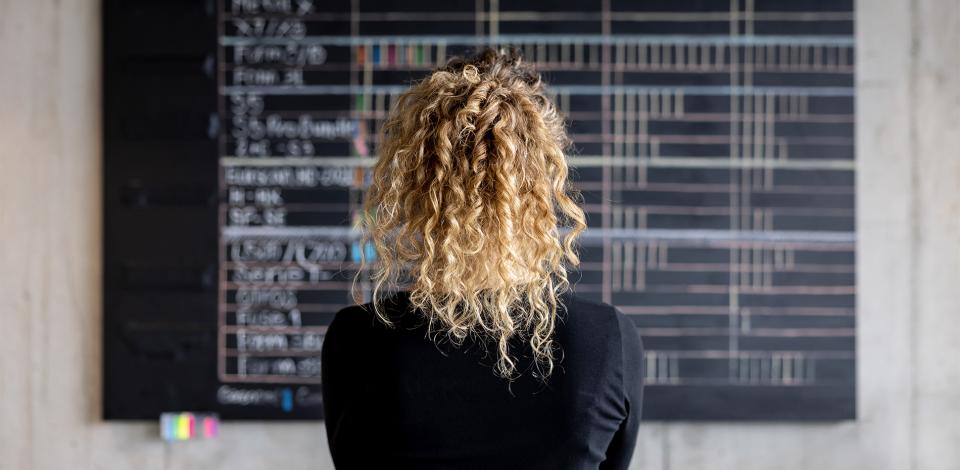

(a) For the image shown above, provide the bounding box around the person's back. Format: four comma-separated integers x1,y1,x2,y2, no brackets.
322,46,645,468
322,289,644,469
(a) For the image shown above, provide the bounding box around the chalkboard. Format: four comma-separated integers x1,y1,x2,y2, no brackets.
104,0,855,420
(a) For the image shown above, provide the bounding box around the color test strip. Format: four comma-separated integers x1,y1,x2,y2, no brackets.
160,412,219,441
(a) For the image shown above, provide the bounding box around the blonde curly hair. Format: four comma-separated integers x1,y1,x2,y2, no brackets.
352,46,587,380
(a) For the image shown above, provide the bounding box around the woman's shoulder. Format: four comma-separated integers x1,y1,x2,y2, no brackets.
328,291,416,334
329,302,373,326
328,301,381,334
559,291,629,330
558,291,643,359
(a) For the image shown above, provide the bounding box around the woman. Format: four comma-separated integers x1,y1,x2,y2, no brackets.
322,46,645,469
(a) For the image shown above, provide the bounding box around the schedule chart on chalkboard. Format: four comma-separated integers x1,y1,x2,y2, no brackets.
104,0,855,420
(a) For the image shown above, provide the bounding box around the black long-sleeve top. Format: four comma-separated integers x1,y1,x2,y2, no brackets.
321,289,645,469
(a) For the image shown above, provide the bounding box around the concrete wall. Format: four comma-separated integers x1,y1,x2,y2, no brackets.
0,0,957,469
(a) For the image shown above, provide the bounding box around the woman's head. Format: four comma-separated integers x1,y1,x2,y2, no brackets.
353,46,587,380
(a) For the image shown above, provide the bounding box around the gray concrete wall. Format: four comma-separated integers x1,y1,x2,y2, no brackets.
0,0,957,469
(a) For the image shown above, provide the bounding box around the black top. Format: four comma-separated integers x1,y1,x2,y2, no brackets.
321,289,645,469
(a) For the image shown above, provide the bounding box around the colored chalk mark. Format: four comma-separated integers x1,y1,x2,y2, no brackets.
160,412,220,441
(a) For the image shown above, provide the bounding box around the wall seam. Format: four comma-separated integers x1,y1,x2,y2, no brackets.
907,0,920,469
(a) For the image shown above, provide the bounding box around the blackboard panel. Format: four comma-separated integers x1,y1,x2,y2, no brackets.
102,0,220,420
644,384,856,421
104,0,855,420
